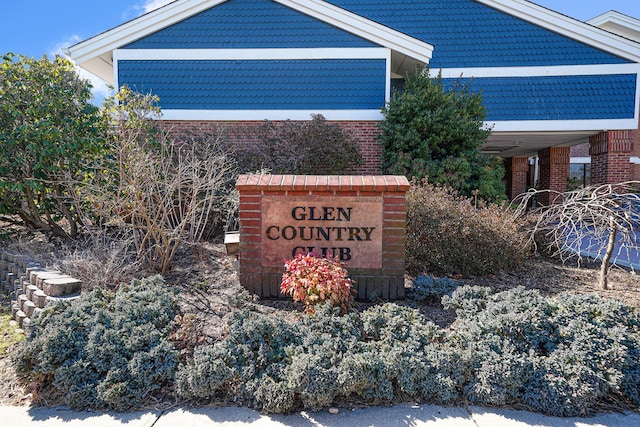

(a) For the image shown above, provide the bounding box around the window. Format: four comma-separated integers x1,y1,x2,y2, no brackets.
568,163,590,189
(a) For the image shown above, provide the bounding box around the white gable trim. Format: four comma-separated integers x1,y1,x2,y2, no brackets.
587,11,640,44
274,0,432,64
587,11,640,31
66,0,431,83
67,0,226,66
476,0,640,62
160,109,384,121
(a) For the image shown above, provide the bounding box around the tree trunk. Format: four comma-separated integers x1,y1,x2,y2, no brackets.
599,216,618,290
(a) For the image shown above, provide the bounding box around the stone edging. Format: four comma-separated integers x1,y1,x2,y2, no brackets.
0,251,81,329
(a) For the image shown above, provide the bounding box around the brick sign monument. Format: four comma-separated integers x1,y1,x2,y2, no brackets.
235,175,409,300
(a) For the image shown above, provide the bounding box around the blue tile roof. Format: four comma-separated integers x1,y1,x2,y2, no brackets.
443,74,638,121
118,59,387,110
124,0,378,49
327,0,631,67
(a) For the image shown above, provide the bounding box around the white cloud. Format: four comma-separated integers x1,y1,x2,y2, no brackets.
138,0,176,14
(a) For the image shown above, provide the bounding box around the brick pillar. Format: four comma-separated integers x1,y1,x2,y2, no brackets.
633,121,640,181
537,147,570,205
589,131,633,186
504,157,529,200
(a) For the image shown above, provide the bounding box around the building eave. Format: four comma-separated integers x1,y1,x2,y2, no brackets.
586,10,640,44
66,0,225,83
587,10,640,30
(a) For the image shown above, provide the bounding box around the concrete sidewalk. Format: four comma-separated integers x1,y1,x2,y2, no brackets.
2,404,639,427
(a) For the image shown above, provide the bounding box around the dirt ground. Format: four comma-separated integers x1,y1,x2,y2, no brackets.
1,242,638,407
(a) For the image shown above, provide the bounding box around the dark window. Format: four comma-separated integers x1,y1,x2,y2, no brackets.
568,163,590,189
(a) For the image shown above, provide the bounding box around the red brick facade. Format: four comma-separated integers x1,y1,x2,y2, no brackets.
537,147,570,205
589,130,634,185
163,119,638,205
632,117,640,181
504,157,529,200
162,120,382,175
236,174,409,300
569,143,590,157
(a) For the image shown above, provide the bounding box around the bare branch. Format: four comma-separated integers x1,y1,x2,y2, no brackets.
512,182,640,289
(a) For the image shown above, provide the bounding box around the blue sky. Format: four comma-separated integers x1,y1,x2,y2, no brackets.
2,0,640,102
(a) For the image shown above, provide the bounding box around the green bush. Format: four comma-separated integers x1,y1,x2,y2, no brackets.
175,303,454,412
235,114,363,175
379,69,505,202
14,276,178,411
0,53,108,238
406,181,527,276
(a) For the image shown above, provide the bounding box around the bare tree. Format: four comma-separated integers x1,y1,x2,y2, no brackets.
512,182,640,290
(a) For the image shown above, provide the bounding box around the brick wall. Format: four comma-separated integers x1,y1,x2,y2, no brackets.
235,174,408,300
504,157,529,199
570,143,590,157
632,117,640,181
537,147,570,205
589,131,633,185
161,120,382,175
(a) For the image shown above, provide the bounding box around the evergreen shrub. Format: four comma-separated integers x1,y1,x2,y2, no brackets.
379,69,505,202
177,289,640,416
14,276,178,411
21,277,637,416
406,275,461,302
443,286,640,416
406,181,527,276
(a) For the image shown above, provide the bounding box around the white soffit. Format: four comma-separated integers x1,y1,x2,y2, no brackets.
587,11,640,43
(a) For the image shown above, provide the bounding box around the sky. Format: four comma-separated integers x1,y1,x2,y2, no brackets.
2,0,640,102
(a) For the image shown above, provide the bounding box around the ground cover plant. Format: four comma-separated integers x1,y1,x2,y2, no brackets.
13,276,178,411
406,275,461,302
176,287,640,416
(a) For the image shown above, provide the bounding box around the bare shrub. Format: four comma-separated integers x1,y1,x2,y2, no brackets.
86,88,237,274
235,114,363,175
56,233,141,292
406,181,527,276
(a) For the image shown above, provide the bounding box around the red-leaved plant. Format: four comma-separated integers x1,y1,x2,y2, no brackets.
280,253,354,314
